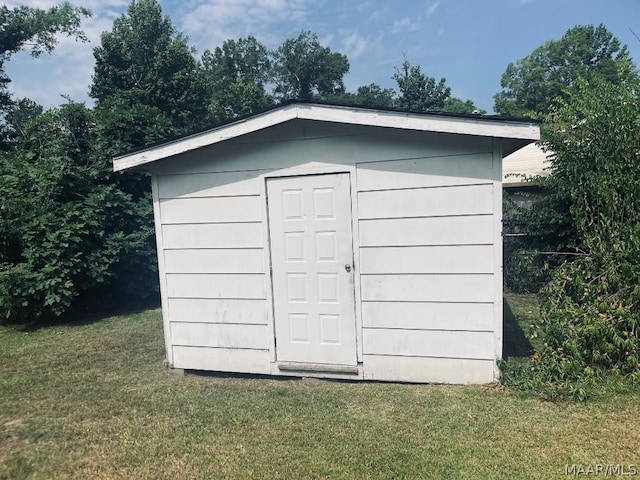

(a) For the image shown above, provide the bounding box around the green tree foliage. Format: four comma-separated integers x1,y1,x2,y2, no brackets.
352,84,396,107
442,97,485,114
393,59,450,111
0,0,493,325
200,36,273,122
0,3,90,142
500,25,638,295
90,0,206,134
502,77,640,399
326,83,397,108
272,31,349,101
494,24,636,118
0,103,157,324
89,0,205,287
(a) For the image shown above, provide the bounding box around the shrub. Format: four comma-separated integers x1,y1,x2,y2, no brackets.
501,75,640,399
0,103,158,325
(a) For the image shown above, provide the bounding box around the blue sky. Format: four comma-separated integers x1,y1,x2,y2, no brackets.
5,0,640,113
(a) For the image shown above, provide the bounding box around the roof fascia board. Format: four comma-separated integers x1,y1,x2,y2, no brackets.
113,104,299,172
297,104,540,141
114,103,540,172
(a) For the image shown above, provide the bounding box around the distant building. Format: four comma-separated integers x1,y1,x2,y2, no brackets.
503,142,550,187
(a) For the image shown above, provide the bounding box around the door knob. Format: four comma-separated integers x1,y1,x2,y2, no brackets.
345,264,352,272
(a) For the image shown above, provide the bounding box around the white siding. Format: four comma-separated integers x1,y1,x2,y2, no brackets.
359,215,493,247
362,355,495,384
164,249,264,274
152,121,492,175
162,223,262,249
173,346,271,374
358,184,493,219
155,167,269,373
359,245,493,274
157,170,262,198
171,323,269,350
151,119,502,382
363,329,495,360
361,274,494,303
166,274,266,299
357,154,493,191
160,196,262,224
355,143,499,383
502,143,550,185
167,298,267,325
362,302,494,331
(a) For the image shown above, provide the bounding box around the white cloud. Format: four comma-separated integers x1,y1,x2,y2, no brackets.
4,2,128,106
178,0,310,51
341,31,368,60
426,0,440,17
4,0,128,10
391,17,420,34
4,0,317,106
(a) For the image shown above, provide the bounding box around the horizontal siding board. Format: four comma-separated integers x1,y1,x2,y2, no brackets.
363,329,495,360
358,184,493,220
160,196,262,224
157,171,262,198
171,322,269,350
153,126,491,175
172,346,271,374
356,154,493,191
162,223,263,249
359,245,493,274
167,298,268,325
166,273,266,299
362,301,494,331
164,249,264,274
363,355,495,384
360,274,494,303
359,215,493,247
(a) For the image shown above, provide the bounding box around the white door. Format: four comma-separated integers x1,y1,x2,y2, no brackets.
267,173,357,367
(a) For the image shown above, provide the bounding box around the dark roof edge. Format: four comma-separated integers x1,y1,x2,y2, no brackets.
113,99,540,160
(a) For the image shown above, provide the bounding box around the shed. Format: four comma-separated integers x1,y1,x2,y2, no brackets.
114,102,540,384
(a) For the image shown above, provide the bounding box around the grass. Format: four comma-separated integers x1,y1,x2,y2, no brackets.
1,299,639,479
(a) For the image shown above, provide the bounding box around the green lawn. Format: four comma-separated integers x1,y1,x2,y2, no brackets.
1,297,638,479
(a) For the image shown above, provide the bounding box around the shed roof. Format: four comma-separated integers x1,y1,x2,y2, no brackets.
113,101,540,172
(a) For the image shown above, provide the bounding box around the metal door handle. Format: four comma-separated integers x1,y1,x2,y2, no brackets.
345,264,352,272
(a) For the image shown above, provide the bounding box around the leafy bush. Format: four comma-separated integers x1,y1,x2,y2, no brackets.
501,75,640,399
0,103,158,325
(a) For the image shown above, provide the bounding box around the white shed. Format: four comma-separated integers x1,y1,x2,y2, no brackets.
114,102,540,384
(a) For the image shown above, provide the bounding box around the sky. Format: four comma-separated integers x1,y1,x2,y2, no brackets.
5,0,640,114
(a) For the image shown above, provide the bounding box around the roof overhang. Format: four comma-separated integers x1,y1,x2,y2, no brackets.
113,102,540,172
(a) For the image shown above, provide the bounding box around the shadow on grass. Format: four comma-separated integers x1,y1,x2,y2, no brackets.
10,295,161,332
503,299,533,359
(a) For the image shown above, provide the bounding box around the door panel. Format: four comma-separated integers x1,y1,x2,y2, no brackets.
267,173,357,366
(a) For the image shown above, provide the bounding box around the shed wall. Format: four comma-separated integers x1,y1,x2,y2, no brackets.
151,119,501,383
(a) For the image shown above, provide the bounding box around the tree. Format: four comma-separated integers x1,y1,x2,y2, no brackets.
200,36,273,122
0,103,158,324
272,31,349,101
90,0,206,135
393,59,451,111
353,84,396,108
494,24,637,118
502,76,640,399
325,83,396,108
442,97,485,114
0,3,90,143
